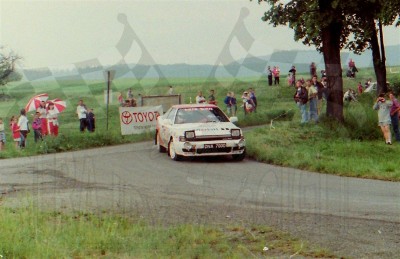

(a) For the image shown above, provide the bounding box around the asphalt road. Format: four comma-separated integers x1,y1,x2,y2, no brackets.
1,141,400,257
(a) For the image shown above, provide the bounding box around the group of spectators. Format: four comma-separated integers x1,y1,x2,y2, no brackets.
293,75,326,124
2,101,61,149
0,99,95,151
266,66,281,86
195,88,257,117
76,100,95,133
195,89,217,105
118,88,138,107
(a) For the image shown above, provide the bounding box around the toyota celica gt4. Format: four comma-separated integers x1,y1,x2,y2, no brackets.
155,104,246,161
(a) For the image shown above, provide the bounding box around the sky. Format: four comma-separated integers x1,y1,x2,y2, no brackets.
1,0,399,69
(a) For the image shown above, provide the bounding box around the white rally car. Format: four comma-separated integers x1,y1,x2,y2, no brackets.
155,104,246,161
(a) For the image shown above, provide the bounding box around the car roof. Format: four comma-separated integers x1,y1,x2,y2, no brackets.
172,104,218,109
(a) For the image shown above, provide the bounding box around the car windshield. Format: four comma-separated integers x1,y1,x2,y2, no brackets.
174,107,230,124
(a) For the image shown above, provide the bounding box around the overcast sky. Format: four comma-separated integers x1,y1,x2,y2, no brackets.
1,0,399,69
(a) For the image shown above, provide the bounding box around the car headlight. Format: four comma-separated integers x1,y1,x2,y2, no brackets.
185,130,195,139
231,129,241,138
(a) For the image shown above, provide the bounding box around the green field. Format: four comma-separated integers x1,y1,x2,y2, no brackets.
1,66,400,258
1,66,400,180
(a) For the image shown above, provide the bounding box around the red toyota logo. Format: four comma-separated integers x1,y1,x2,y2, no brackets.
121,111,133,125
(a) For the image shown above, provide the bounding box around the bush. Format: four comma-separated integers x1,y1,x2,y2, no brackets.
319,94,381,141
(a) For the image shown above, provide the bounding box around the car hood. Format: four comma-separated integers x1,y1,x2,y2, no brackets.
174,122,240,136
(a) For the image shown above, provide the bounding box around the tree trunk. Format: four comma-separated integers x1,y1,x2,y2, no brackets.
321,22,344,122
370,20,387,94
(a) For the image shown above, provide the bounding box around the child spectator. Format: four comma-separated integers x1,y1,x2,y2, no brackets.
87,108,96,132
10,116,20,148
32,112,43,142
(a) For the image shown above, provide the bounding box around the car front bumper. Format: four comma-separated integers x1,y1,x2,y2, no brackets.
175,139,246,157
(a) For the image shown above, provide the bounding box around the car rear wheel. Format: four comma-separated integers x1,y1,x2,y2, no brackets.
156,132,166,153
232,150,246,161
168,139,181,161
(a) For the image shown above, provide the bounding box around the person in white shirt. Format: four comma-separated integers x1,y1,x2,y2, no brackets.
76,100,88,132
168,85,174,95
196,91,206,104
17,109,29,148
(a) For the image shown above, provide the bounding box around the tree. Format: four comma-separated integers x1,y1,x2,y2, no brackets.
258,0,350,121
257,0,400,121
0,48,21,90
347,0,400,94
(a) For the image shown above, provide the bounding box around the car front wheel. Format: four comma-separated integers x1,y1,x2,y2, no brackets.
168,138,181,161
156,131,166,153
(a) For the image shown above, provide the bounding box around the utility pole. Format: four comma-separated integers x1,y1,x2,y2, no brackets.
104,70,115,131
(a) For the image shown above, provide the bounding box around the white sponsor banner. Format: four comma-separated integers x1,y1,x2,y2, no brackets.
119,106,162,135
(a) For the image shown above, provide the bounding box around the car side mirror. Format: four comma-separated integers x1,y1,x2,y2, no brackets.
229,116,238,124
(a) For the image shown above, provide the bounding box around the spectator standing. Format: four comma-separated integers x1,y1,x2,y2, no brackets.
17,109,29,148
249,88,257,112
310,62,317,77
312,76,324,115
224,92,232,115
37,101,48,136
288,66,296,87
389,91,400,142
293,80,309,124
76,100,88,132
373,93,393,144
348,59,358,78
47,103,59,136
305,80,318,122
267,66,273,86
87,108,96,132
127,88,133,99
10,116,20,148
230,92,237,116
118,92,124,106
32,112,43,142
168,85,174,95
208,89,217,105
242,91,255,115
196,91,206,104
0,118,5,151
273,66,280,85
321,70,327,79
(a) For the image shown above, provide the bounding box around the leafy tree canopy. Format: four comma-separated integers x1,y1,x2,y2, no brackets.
0,47,22,86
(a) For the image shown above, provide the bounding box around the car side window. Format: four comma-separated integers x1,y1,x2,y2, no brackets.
167,108,176,121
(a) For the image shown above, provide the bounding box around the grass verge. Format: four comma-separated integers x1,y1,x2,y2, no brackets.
0,205,337,258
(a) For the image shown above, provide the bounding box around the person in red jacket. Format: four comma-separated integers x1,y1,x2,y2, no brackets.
10,116,20,148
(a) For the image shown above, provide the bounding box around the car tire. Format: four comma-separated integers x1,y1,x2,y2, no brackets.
168,138,181,161
232,150,246,161
156,131,166,153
